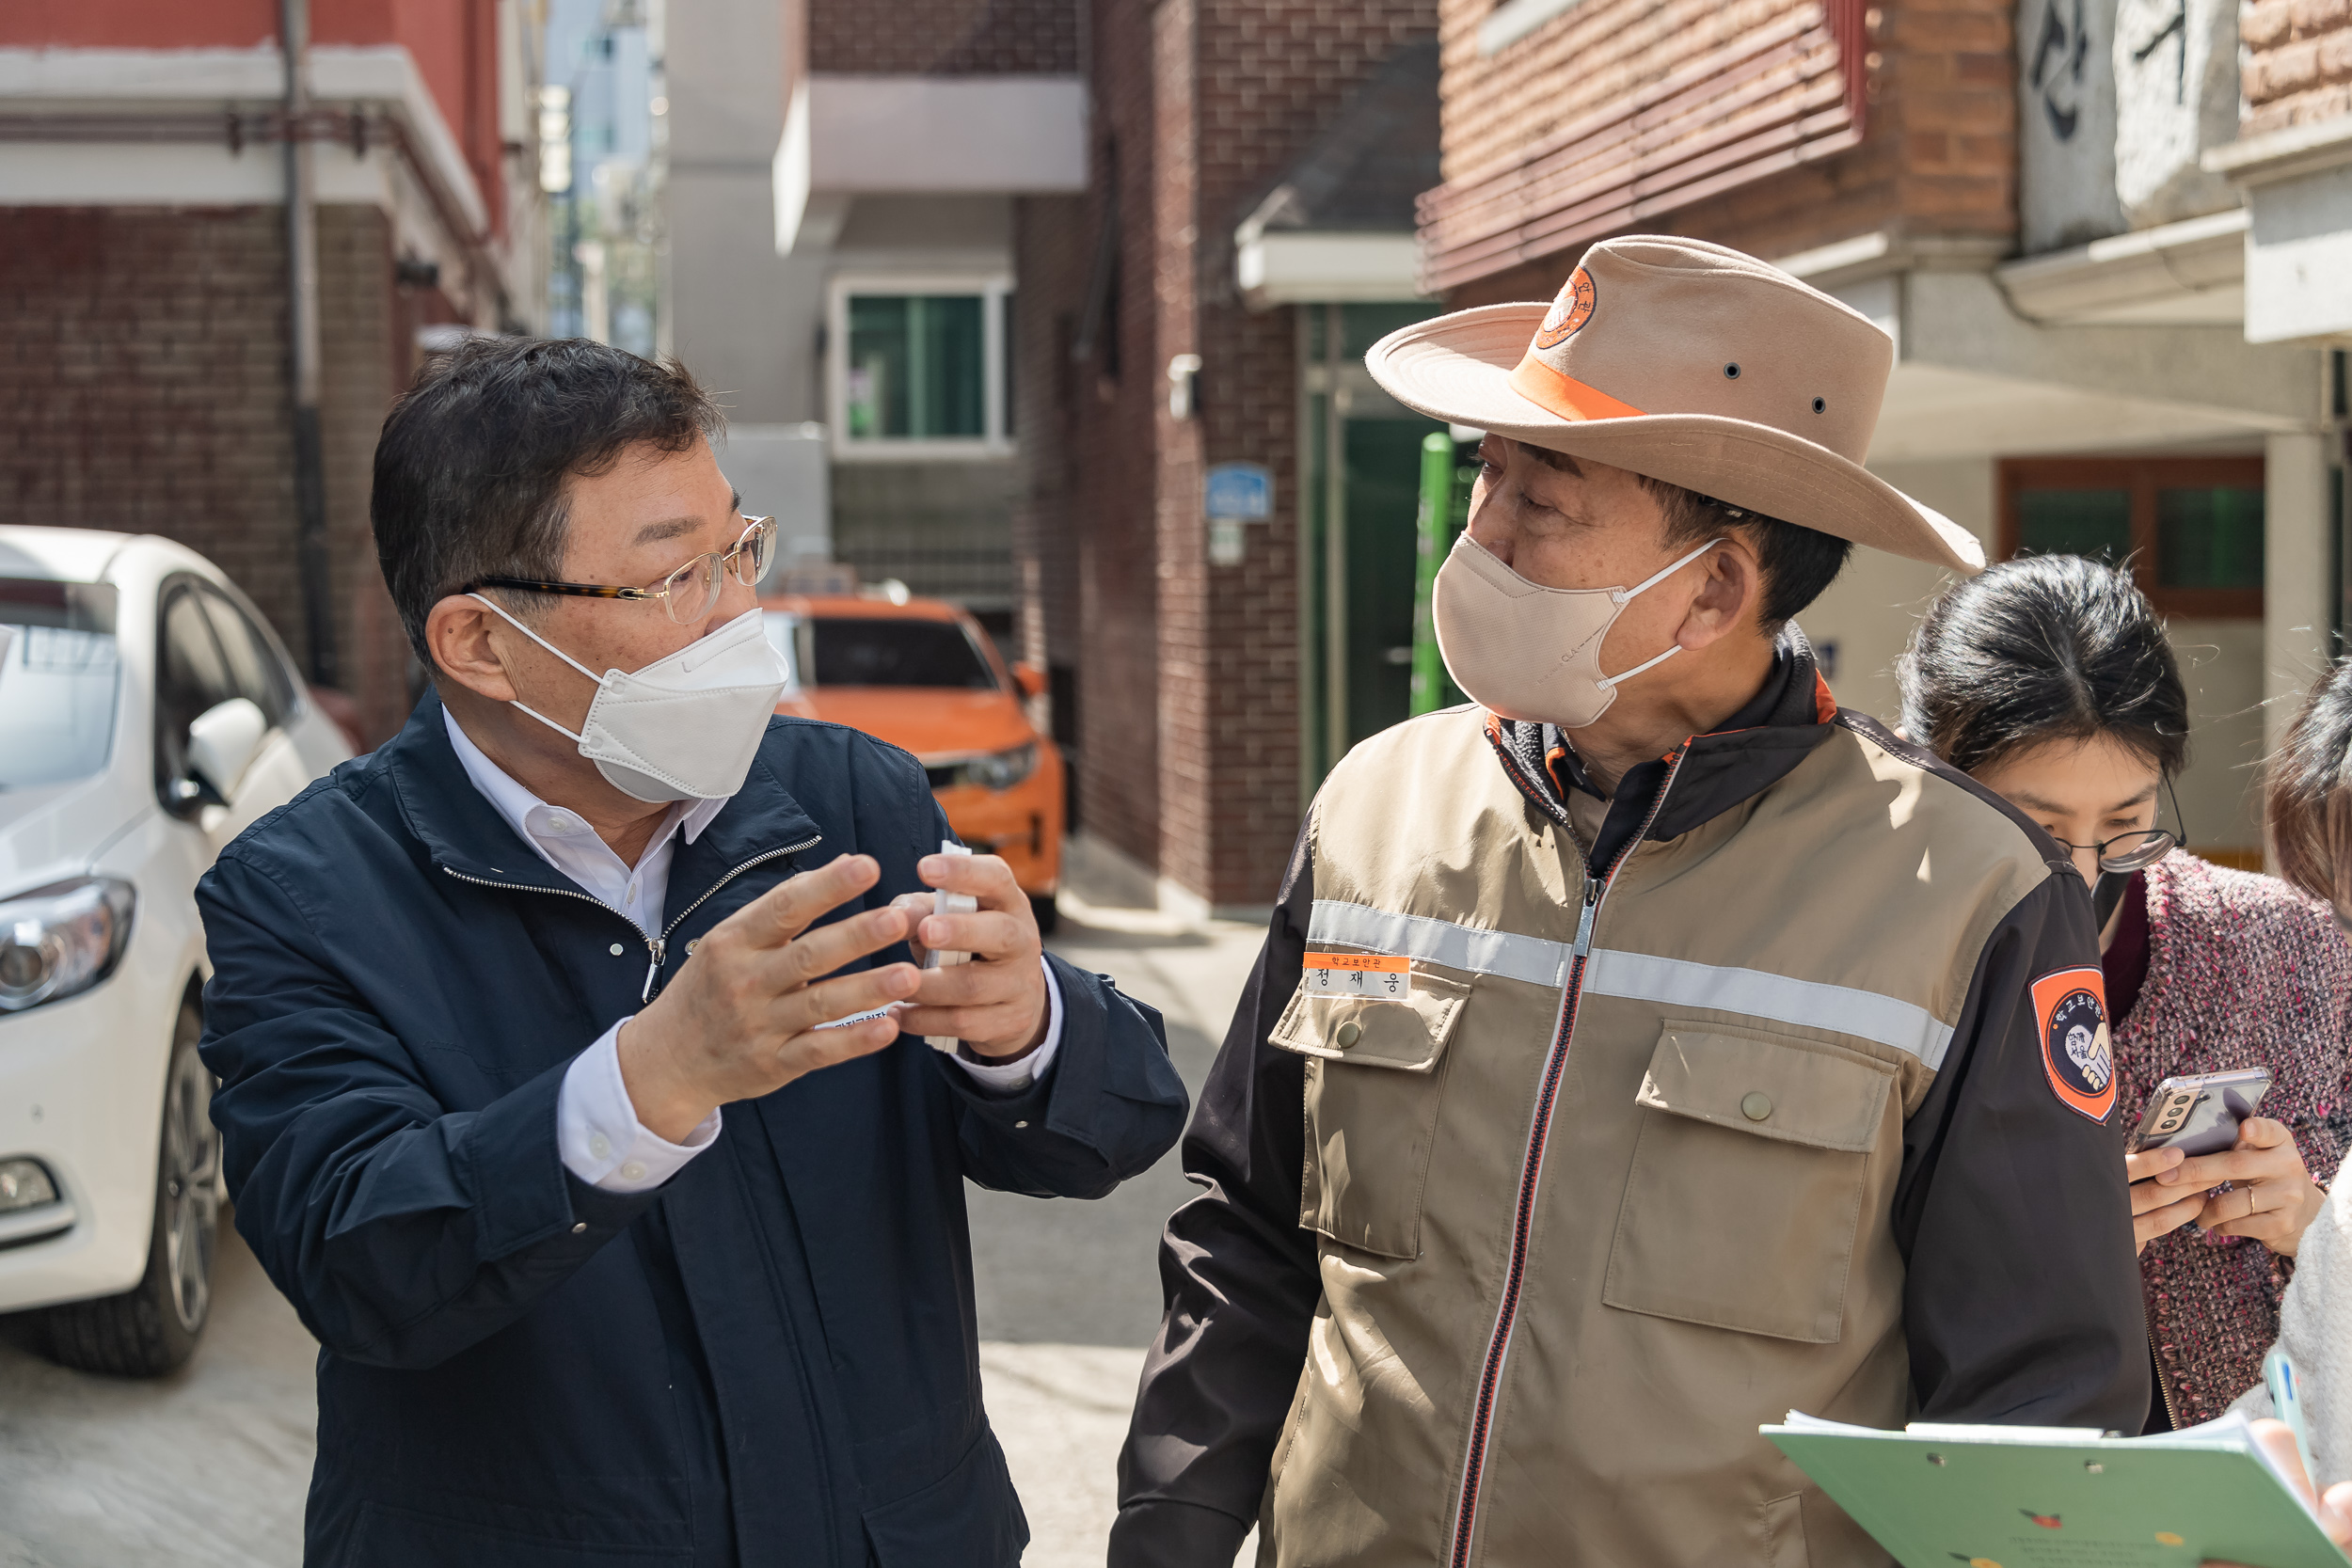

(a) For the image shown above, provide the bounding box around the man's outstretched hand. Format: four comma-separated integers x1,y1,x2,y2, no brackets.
887,849,1051,1061
618,853,918,1141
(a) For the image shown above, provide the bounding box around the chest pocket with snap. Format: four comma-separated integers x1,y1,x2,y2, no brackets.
1269,964,1471,1261
1603,1020,1896,1343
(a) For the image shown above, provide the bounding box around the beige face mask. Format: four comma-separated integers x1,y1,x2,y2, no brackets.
1432,532,1720,730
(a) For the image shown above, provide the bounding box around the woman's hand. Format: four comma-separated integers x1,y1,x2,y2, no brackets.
2129,1143,2209,1254
2181,1118,2328,1256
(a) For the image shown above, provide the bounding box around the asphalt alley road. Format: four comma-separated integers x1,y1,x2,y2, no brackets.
970,890,1265,1566
0,882,1265,1568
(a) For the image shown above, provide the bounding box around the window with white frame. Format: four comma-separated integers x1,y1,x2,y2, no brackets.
828,275,1014,458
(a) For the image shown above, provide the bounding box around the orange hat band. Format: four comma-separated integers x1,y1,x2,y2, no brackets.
1507,354,1647,422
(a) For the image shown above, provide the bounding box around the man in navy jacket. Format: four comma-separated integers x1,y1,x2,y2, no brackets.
197,338,1186,1566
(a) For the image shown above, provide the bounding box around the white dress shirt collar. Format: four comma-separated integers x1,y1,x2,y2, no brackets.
444,705,727,852
443,706,726,937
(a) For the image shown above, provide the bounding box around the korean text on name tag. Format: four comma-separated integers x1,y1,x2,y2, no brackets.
1304,952,1411,999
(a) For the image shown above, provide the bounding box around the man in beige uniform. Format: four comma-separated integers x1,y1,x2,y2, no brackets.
1112,237,2147,1567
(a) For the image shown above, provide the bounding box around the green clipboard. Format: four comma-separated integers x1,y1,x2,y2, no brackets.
1764,1411,2348,1568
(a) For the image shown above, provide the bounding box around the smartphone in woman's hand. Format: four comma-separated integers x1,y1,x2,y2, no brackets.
2130,1068,2275,1156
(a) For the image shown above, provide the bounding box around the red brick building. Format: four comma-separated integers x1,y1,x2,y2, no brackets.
1012,1,1439,912
1019,0,2333,905
1,0,546,743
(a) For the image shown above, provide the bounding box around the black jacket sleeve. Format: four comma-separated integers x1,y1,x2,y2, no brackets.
1109,826,1323,1567
942,949,1190,1199
1893,868,2152,1430
199,852,657,1371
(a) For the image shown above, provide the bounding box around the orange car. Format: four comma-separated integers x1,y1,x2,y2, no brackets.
761,592,1065,931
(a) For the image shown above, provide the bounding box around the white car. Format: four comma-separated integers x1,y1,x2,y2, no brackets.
0,526,351,1374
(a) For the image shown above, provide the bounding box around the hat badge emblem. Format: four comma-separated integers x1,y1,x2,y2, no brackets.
1533,266,1596,350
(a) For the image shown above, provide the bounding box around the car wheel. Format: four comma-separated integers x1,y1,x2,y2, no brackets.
43,1000,219,1377
1028,892,1059,937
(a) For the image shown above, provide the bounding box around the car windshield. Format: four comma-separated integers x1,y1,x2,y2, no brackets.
803,616,998,689
0,578,121,793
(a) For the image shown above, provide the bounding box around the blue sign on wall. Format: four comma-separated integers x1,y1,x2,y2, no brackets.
1204,462,1273,521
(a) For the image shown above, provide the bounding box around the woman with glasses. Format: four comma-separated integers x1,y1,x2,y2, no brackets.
1898,554,2349,1431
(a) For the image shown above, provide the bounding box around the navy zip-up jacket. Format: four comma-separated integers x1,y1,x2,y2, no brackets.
197,690,1187,1567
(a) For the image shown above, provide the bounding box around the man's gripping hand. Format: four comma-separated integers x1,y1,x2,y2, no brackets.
887,850,1050,1061
617,853,917,1141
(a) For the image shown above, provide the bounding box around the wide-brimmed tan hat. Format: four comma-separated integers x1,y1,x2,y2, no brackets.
1365,235,1984,575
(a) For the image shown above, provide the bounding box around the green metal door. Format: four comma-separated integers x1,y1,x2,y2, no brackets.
1299,303,1454,803
1342,419,1438,745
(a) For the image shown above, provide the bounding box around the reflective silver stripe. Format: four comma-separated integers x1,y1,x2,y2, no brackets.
1581,948,1955,1069
1306,903,1955,1068
1308,900,1569,990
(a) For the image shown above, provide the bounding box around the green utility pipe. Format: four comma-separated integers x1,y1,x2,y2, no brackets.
1409,431,1455,717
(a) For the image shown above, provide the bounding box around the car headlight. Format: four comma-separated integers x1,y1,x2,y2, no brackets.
0,1159,57,1212
968,743,1039,793
0,877,135,1013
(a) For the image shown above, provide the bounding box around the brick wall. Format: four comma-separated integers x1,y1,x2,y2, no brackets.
1169,0,1433,906
1434,0,2014,306
1151,0,1206,895
1015,0,1433,906
0,204,414,742
1013,0,1165,871
1008,193,1087,715
808,0,1079,73
1438,0,1822,178
2244,0,2352,136
318,204,420,745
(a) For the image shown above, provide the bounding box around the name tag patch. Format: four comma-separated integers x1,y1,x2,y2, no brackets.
1305,952,1411,999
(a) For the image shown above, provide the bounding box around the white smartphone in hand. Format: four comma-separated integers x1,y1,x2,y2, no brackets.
922,839,974,1052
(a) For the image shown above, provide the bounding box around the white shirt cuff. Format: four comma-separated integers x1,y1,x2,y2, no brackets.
948,955,1064,1093
557,1019,721,1194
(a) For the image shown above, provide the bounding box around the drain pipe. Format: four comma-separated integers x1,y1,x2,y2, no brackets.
281,0,338,689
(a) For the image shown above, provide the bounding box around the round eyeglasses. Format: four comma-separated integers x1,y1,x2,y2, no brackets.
467,515,777,625
2049,828,2180,875
2048,777,2189,876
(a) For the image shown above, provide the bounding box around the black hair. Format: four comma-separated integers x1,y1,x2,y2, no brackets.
1641,478,1853,630
2267,655,2352,917
1896,554,2188,777
372,336,723,673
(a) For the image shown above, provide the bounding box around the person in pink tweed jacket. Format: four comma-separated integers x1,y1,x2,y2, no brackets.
1900,556,2349,1432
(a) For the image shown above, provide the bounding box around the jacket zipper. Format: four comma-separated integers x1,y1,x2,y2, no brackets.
440,834,821,1004
1446,750,1687,1568
2148,1323,2183,1430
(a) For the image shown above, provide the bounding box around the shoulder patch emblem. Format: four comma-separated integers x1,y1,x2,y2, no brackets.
1533,266,1597,350
2031,967,2114,1122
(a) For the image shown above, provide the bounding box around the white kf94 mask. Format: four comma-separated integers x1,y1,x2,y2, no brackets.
470,597,789,802
1432,532,1721,730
